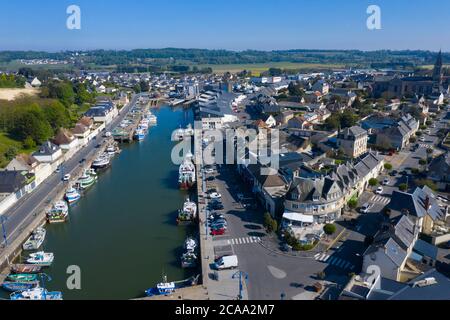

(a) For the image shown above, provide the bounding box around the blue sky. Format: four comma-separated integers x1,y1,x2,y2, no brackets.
1,0,449,51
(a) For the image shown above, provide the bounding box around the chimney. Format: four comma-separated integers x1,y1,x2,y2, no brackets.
424,196,431,212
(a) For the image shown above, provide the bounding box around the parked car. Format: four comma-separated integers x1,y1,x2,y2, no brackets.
209,203,224,210
390,170,398,177
375,187,384,195
204,167,214,174
383,178,390,186
360,203,372,214
208,192,222,199
63,174,71,182
211,228,226,236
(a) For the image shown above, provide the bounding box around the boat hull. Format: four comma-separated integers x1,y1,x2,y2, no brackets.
10,264,42,274
2,281,38,292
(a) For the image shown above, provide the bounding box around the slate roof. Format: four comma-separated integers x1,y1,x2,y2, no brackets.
365,215,417,267
388,186,445,221
0,171,31,193
340,126,367,138
33,141,61,157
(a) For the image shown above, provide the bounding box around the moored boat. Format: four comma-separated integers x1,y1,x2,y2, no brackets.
178,155,196,190
26,252,54,267
2,281,39,292
177,198,197,224
76,169,97,190
181,252,198,269
91,154,110,170
10,287,63,300
46,201,69,224
184,237,198,252
145,275,199,297
6,274,39,283
10,264,43,274
65,186,81,204
22,227,46,251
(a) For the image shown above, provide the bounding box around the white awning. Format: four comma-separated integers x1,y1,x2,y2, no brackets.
282,211,314,223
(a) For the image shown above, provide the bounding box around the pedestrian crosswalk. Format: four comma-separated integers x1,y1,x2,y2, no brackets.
314,253,355,271
227,237,261,246
370,195,390,205
418,144,432,149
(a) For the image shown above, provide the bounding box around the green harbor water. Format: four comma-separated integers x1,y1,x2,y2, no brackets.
5,106,197,300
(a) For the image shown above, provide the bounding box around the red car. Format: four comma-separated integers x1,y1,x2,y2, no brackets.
211,228,225,236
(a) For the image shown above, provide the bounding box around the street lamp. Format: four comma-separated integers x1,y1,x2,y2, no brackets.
232,271,248,300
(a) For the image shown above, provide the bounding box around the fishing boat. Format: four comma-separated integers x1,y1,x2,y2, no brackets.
181,252,198,269
2,281,39,292
6,274,39,282
106,145,118,156
26,252,54,267
184,237,198,252
91,154,110,170
46,201,69,224
22,227,46,251
134,128,146,141
76,169,97,190
145,275,199,297
177,199,197,224
10,264,42,274
147,113,157,125
178,155,196,190
10,287,63,300
65,186,81,204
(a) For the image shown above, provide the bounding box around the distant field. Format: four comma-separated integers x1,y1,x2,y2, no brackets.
198,62,348,76
420,64,450,70
0,88,39,101
0,60,72,71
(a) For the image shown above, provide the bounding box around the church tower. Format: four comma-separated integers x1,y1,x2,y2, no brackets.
432,50,443,93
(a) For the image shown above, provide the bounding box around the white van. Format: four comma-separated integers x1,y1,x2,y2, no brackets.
214,255,238,270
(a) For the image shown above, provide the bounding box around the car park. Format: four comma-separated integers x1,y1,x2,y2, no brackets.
208,192,222,199
360,203,372,214
211,228,226,236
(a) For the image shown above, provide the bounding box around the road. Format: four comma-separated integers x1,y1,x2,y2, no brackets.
0,94,141,251
206,165,352,300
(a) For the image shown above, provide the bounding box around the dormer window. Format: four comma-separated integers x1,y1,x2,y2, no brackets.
313,195,320,202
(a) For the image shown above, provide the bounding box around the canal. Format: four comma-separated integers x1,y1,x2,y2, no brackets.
11,106,196,300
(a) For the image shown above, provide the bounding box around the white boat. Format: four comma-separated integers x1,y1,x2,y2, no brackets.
10,287,63,300
26,252,54,266
65,187,81,204
47,201,69,224
184,237,198,252
22,227,46,251
106,145,117,156
134,129,146,141
178,155,196,190
177,198,197,224
76,169,97,190
91,154,110,170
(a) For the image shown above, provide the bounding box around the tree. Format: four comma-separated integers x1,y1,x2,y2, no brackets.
348,198,358,209
419,159,427,166
23,136,36,149
399,183,408,192
264,212,278,234
323,224,337,235
4,146,18,160
384,163,393,171
426,148,433,155
414,179,438,191
368,178,379,187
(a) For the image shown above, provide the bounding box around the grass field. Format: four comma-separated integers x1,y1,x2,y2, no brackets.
198,62,348,76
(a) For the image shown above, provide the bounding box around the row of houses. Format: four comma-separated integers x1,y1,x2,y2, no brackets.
0,101,118,216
